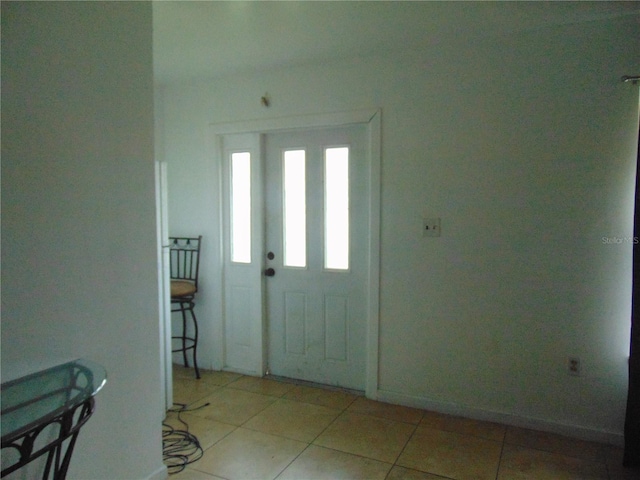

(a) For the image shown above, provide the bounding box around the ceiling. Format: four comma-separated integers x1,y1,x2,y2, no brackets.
153,1,640,85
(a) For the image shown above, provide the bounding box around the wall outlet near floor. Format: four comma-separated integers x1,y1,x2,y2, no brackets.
423,217,441,237
568,357,581,376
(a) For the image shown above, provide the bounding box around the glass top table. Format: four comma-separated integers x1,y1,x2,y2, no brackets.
1,359,107,479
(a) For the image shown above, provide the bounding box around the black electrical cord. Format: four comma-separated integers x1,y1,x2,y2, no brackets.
162,402,209,474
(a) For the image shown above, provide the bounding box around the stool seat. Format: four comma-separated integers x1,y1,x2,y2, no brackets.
171,280,196,298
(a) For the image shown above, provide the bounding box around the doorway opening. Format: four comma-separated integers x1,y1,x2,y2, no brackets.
212,110,381,397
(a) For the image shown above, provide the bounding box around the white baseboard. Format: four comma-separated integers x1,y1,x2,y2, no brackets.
375,389,624,447
145,464,168,480
223,365,263,377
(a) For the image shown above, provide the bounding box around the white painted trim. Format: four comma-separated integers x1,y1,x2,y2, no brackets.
208,133,226,371
221,365,265,377
376,389,624,446
155,161,173,416
209,108,382,394
365,110,381,399
145,464,168,480
210,109,379,135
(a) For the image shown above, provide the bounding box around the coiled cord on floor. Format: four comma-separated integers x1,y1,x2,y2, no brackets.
162,402,208,474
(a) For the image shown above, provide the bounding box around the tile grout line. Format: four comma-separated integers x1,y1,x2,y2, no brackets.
270,443,313,480
493,430,507,480
394,408,425,463
385,413,422,479
164,408,237,478
175,376,278,456
170,370,354,478
177,380,285,479
173,368,620,479
250,383,361,480
269,388,366,479
305,390,360,446
184,373,479,479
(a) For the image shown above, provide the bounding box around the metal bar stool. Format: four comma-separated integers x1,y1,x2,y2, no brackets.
169,236,202,379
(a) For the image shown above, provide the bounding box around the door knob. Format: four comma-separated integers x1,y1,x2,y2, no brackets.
265,268,276,277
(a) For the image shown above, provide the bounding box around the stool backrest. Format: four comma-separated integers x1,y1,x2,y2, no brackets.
169,236,202,292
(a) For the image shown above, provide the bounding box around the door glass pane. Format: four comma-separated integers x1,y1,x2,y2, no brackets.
283,149,306,267
325,147,349,270
231,152,251,263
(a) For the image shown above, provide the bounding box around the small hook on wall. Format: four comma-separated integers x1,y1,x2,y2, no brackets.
261,93,270,107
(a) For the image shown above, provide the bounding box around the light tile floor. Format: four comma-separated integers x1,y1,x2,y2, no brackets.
166,366,637,480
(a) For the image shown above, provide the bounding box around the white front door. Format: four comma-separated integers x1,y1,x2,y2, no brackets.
264,125,368,390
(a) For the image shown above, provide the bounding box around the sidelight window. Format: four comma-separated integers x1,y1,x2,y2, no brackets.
230,151,251,263
324,147,349,270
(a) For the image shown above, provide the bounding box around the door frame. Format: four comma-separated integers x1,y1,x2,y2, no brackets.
210,109,381,398
155,160,173,415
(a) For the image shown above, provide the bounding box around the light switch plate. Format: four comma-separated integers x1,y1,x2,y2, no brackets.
423,217,441,237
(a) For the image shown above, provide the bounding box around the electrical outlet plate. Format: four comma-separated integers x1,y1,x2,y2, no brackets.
423,217,441,237
568,357,581,376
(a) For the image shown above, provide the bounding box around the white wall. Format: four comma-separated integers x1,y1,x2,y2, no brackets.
1,2,166,479
158,14,639,443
